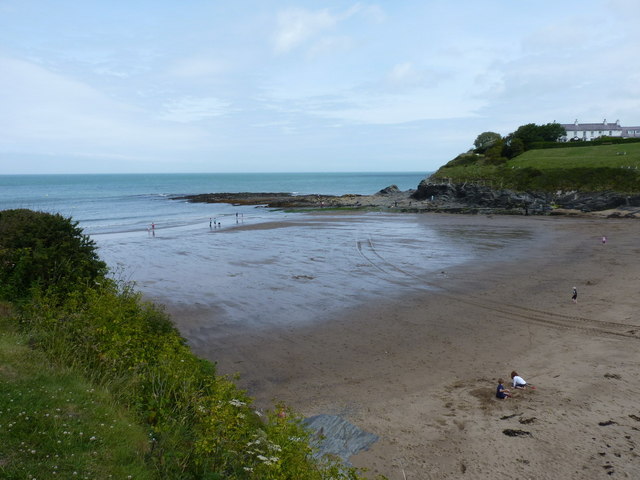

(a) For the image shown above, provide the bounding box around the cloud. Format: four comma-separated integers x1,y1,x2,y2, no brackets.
0,56,202,154
273,8,337,54
386,62,435,88
272,5,376,55
159,96,233,123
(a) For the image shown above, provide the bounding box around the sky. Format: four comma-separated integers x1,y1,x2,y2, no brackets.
1,1,639,174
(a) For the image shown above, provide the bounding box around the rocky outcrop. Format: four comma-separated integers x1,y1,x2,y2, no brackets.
552,190,640,212
174,181,640,217
412,179,549,213
412,179,640,215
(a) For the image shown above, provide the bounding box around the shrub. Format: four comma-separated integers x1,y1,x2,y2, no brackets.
0,209,106,302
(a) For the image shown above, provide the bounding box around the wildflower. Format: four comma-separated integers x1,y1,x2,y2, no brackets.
229,399,246,407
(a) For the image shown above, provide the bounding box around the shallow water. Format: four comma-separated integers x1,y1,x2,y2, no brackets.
96,211,538,330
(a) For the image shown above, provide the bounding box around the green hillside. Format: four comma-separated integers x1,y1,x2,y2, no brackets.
511,142,640,169
433,142,640,193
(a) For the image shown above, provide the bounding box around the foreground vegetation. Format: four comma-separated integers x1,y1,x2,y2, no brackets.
0,209,366,479
433,131,640,193
0,302,154,479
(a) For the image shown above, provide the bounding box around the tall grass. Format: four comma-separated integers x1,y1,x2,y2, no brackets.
14,282,365,479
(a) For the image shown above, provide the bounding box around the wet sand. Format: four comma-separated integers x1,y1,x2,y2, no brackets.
161,214,640,479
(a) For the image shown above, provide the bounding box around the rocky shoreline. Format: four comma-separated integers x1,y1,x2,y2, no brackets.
173,180,640,218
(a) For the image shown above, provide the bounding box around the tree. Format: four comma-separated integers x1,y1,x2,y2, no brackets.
473,131,502,153
504,137,525,158
0,209,106,301
510,122,567,149
539,122,566,142
510,123,541,150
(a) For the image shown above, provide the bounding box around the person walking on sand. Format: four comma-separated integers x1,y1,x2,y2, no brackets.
602,235,607,245
496,379,511,399
572,286,578,304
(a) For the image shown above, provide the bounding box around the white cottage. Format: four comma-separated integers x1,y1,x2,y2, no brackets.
560,119,640,141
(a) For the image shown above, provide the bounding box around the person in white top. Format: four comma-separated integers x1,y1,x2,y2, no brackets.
511,371,532,389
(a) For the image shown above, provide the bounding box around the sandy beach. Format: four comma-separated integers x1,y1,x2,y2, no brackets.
161,214,640,479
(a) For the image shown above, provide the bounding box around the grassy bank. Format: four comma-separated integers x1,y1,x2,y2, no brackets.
512,142,640,169
432,142,640,192
0,303,154,479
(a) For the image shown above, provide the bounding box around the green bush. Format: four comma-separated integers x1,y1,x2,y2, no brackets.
0,209,106,302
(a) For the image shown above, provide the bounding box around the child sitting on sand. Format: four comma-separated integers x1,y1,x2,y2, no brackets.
496,379,512,399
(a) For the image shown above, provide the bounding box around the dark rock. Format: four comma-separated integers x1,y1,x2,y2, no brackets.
376,185,400,195
503,429,532,437
599,420,617,426
303,414,378,464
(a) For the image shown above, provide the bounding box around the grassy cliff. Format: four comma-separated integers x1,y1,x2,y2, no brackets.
432,142,640,193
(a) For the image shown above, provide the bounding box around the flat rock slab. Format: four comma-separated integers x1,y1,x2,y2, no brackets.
303,414,379,464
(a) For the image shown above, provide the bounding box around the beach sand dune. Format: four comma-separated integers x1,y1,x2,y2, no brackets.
164,215,640,479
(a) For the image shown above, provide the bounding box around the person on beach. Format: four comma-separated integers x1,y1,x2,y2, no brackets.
602,236,607,244
510,371,533,389
496,379,511,399
572,286,578,303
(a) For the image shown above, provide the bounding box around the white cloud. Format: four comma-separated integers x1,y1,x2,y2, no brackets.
273,8,337,54
272,5,373,55
0,56,202,154
160,96,233,123
386,62,430,88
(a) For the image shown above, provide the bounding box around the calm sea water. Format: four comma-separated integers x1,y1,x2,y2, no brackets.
0,172,540,330
0,172,428,235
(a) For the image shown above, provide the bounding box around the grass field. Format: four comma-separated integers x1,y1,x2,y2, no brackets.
511,142,640,170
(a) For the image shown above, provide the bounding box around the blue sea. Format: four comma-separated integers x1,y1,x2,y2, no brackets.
0,172,541,332
0,172,428,235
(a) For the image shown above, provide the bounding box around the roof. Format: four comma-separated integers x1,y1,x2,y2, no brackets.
562,122,623,132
